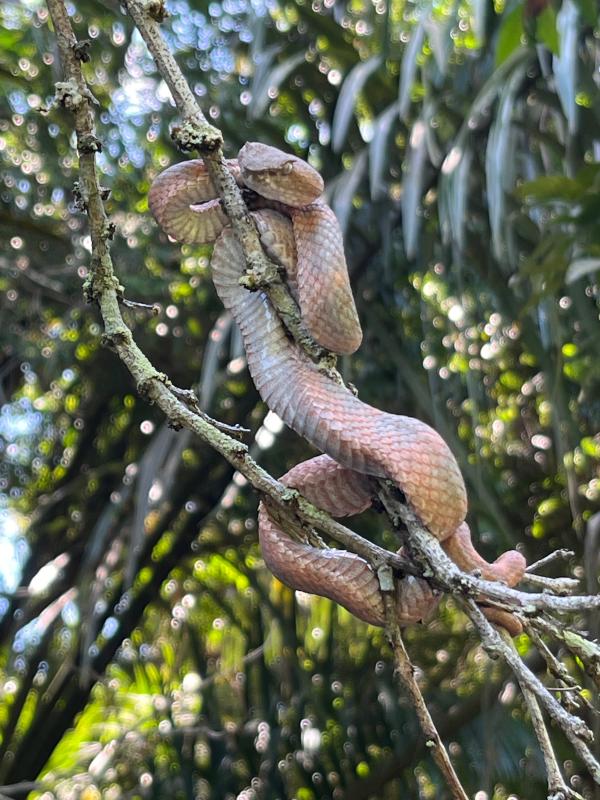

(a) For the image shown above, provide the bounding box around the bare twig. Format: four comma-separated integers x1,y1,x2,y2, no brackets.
528,616,600,691
379,568,469,800
463,601,600,785
376,483,600,786
526,550,576,574
168,384,250,439
117,0,221,144
512,659,584,800
521,572,582,594
524,623,592,713
121,297,161,313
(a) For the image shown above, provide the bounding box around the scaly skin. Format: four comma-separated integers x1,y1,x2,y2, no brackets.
149,142,526,633
258,456,438,626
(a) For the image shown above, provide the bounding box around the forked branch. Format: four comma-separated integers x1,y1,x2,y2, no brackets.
45,0,600,795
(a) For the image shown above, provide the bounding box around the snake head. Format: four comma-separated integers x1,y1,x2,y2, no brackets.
238,142,324,207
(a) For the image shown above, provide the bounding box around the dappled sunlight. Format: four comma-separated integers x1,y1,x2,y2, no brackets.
0,0,598,796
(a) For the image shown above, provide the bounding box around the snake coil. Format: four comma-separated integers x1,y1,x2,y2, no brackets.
149,142,526,635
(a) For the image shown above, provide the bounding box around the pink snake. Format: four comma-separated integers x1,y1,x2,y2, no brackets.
149,142,526,635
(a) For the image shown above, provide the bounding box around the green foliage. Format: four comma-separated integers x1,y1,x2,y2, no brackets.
0,0,599,798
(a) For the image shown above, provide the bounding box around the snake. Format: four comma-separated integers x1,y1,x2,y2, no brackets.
149,142,526,635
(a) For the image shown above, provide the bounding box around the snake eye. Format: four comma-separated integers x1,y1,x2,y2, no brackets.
281,162,293,175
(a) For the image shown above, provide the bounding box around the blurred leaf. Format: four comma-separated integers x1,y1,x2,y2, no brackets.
496,6,525,66
518,175,583,202
574,162,600,189
553,0,580,135
423,98,443,167
398,17,426,121
199,313,232,408
536,5,560,55
457,47,532,137
486,60,528,261
574,199,600,228
369,101,400,200
126,425,180,587
439,145,473,250
332,56,382,153
521,231,571,288
332,150,368,234
249,51,306,120
401,118,428,259
425,9,455,76
565,257,600,283
472,0,489,44
573,0,597,24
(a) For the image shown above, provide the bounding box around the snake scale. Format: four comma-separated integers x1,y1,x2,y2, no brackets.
149,142,526,635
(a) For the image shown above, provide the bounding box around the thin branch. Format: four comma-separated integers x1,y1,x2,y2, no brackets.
526,549,576,574
521,572,582,594
463,601,600,786
524,623,593,713
121,297,161,313
528,616,600,691
119,0,220,141
376,483,600,786
376,482,600,614
379,568,469,800
513,662,584,800
168,384,250,439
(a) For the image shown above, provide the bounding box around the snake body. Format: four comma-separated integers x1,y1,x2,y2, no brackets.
149,143,526,633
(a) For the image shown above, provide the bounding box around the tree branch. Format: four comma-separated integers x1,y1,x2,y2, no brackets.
515,669,584,800
380,573,469,800
123,0,345,381
462,601,600,785
45,0,600,794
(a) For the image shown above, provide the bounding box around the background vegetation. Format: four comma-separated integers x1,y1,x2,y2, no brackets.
0,0,599,797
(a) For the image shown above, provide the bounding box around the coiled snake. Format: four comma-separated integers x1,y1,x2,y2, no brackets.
149,142,526,634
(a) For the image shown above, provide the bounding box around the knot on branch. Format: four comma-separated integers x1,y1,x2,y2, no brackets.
72,39,92,62
100,330,132,350
72,180,87,212
238,256,282,292
142,0,169,22
281,487,300,506
229,443,249,460
79,133,103,154
171,119,222,154
55,78,85,110
376,564,395,592
136,371,170,400
103,220,117,240
84,268,123,304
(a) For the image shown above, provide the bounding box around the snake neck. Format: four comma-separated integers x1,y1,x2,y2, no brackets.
211,226,468,540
